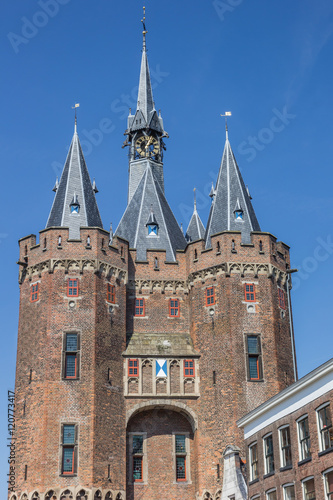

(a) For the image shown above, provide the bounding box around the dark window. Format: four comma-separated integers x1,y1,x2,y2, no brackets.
303,478,316,500
132,435,143,482
298,416,311,460
135,298,145,316
30,283,39,302
249,442,258,481
245,284,256,302
264,434,274,474
107,284,115,304
184,360,195,377
61,424,77,475
128,359,139,377
246,335,262,381
67,279,78,297
169,299,180,317
280,426,292,467
206,287,215,306
175,435,186,481
284,485,295,500
278,288,286,309
318,405,333,451
64,333,79,379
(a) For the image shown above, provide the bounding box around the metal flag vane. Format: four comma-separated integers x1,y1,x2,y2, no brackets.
141,5,148,49
72,103,80,130
194,187,197,211
221,111,232,138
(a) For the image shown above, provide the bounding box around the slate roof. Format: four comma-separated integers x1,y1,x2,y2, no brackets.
127,43,164,135
46,124,103,238
185,202,205,242
205,131,261,247
115,162,187,262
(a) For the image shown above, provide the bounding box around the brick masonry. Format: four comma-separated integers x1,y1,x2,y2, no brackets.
11,227,295,500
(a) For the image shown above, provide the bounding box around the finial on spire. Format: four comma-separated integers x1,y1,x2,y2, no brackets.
194,188,197,211
72,103,80,133
220,111,232,139
141,5,148,50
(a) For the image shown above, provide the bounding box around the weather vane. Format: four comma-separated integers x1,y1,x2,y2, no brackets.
72,103,80,125
141,6,148,48
220,111,232,131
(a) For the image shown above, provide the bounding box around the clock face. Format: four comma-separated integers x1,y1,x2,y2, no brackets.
135,135,159,158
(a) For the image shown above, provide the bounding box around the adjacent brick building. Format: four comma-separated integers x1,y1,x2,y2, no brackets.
10,12,297,500
237,357,333,500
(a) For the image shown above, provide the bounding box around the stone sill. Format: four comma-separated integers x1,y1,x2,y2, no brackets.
318,447,333,457
298,457,312,466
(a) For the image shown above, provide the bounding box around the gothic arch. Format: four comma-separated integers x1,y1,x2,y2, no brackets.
126,399,198,431
75,491,88,500
93,491,102,500
45,491,57,500
215,490,222,500
60,490,74,500
104,492,112,500
31,494,40,500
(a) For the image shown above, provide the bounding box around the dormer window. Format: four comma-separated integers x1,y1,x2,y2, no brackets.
235,210,243,220
148,224,158,236
146,207,159,237
70,194,80,214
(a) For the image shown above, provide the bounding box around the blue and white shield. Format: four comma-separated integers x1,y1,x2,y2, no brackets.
156,359,167,378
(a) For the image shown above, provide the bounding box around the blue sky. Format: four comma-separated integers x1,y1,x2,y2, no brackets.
1,0,333,493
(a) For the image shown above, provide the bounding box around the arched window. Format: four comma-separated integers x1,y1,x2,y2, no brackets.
194,249,197,260
76,491,87,500
105,492,113,500
217,241,220,253
94,491,102,500
60,491,73,500
154,257,159,269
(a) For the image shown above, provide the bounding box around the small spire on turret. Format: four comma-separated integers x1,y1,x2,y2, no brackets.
52,177,59,193
92,179,99,194
109,223,113,246
194,188,197,212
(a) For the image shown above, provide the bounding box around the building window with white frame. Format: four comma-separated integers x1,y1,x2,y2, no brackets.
266,489,277,500
283,483,295,500
279,426,292,468
263,434,274,474
317,403,333,452
249,442,258,481
302,477,316,500
323,469,333,499
298,416,311,461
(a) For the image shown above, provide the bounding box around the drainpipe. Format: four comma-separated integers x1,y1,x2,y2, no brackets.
286,269,298,382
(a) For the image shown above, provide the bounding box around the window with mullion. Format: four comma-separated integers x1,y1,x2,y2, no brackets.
169,299,180,317
264,434,274,474
135,298,145,316
132,435,143,482
280,426,292,467
318,405,333,451
184,359,195,377
30,283,39,302
67,279,78,297
107,284,115,304
175,435,187,481
61,424,77,475
63,333,79,379
247,335,262,381
205,287,215,306
298,417,311,460
128,359,139,377
245,283,256,302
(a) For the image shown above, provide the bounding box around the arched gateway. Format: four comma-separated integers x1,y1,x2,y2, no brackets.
126,403,198,500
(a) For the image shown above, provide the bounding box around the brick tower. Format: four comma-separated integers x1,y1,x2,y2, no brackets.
10,12,297,500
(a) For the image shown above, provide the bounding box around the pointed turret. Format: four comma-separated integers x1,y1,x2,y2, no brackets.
124,8,167,203
205,128,260,247
46,121,103,239
185,189,205,242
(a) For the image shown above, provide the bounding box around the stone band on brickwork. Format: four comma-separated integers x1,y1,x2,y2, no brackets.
18,258,128,284
9,488,125,499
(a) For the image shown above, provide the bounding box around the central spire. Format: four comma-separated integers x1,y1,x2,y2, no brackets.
137,6,155,122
